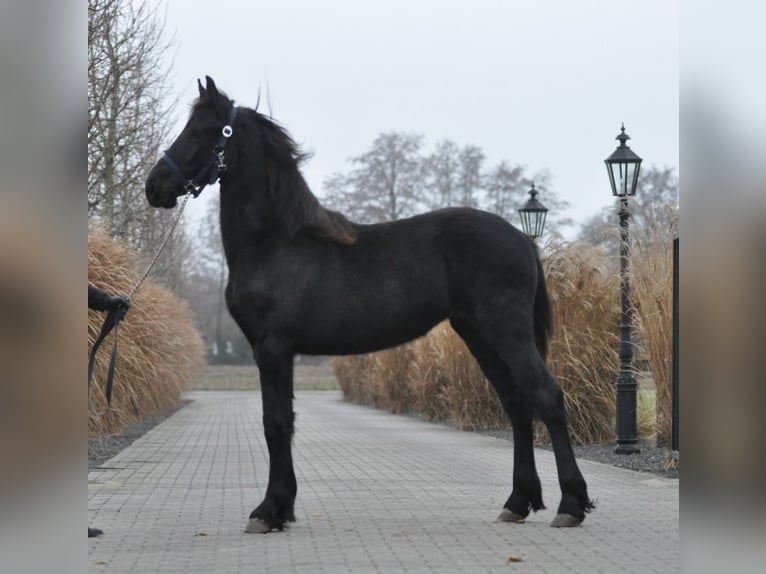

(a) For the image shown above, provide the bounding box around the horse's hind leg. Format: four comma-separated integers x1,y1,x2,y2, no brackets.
450,319,544,523
533,368,595,526
478,323,594,527
245,335,297,534
497,400,545,522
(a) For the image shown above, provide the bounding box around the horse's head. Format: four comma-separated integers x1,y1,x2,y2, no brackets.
146,76,235,208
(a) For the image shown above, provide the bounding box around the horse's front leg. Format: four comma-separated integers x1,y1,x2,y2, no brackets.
245,335,297,533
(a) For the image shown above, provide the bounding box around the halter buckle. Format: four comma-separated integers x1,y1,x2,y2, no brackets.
217,150,227,173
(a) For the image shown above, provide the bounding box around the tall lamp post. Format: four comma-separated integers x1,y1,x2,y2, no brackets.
605,124,642,454
518,183,549,240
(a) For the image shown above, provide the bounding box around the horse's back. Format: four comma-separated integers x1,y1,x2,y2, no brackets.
356,207,530,259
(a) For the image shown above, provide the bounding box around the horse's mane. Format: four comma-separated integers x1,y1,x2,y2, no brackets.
238,105,357,245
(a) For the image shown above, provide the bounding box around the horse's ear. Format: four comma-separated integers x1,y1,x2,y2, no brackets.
204,75,221,108
205,76,218,97
197,78,205,96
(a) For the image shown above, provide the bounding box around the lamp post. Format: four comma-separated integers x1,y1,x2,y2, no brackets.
605,124,642,454
518,183,549,240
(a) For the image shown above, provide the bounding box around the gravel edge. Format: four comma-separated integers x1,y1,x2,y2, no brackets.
477,429,678,479
88,400,191,469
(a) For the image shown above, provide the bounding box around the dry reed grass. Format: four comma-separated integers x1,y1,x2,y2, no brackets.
88,229,204,436
333,324,508,429
631,207,677,446
331,348,414,411
416,323,508,430
333,239,621,445
541,238,620,444
376,345,417,413
408,332,451,420
332,353,382,406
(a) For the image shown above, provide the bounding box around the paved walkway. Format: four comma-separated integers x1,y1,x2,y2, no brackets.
88,391,679,573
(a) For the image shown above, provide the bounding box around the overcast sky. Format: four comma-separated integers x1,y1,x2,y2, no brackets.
153,0,678,238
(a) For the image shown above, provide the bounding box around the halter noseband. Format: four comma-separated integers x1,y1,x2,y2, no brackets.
162,105,238,198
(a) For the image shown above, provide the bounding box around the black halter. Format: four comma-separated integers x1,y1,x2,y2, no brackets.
162,105,238,197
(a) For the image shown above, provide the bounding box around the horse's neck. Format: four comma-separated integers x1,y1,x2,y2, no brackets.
217,162,279,267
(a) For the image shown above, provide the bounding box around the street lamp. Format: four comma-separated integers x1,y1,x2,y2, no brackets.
605,124,642,454
518,183,549,240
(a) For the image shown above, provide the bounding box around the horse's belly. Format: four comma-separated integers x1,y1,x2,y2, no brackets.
296,297,445,356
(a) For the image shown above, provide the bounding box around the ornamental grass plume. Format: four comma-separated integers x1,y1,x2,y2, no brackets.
540,238,619,445
630,205,678,448
88,229,204,436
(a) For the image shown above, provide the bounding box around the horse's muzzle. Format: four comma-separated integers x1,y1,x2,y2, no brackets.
145,177,177,209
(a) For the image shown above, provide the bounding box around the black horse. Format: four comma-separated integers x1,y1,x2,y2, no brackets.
146,77,593,533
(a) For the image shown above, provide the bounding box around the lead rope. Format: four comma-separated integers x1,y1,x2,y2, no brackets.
88,191,192,416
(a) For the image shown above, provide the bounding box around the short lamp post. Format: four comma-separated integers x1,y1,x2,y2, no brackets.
605,124,642,454
518,183,549,240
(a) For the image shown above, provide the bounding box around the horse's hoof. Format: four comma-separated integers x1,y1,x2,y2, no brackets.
496,509,527,523
550,513,584,527
245,518,275,534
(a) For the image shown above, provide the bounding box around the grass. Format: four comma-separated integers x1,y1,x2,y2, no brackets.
638,388,657,439
189,363,341,391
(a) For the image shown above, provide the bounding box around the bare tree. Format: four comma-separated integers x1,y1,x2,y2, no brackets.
425,140,487,210
424,139,461,209
484,160,527,221
323,130,572,237
324,132,427,222
457,145,485,209
88,0,184,278
131,207,195,292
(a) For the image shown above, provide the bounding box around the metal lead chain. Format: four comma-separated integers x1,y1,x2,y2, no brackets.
127,192,192,301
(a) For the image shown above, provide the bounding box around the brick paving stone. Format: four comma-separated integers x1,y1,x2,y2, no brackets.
88,391,679,573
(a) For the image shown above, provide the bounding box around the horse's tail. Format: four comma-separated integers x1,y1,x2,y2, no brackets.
533,253,553,361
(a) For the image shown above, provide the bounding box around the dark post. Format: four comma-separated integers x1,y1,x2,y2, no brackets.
615,196,640,454
671,233,679,459
604,124,642,455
